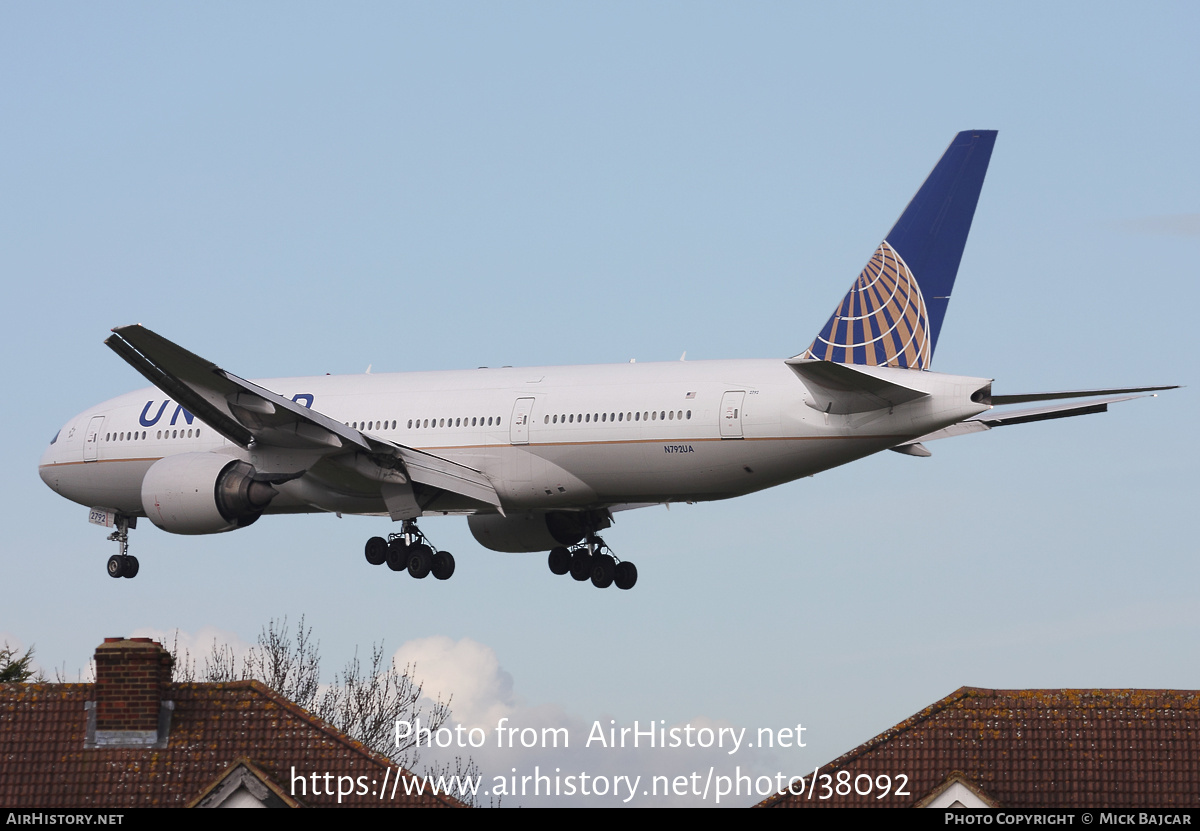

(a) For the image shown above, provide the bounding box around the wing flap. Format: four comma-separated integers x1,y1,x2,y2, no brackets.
393,446,502,509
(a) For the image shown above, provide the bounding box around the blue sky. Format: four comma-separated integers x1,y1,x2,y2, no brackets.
4,2,1197,806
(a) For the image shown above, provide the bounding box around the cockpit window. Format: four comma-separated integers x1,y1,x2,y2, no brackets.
50,430,60,445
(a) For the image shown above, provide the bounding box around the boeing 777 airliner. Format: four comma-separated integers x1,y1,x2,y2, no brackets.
38,131,1174,589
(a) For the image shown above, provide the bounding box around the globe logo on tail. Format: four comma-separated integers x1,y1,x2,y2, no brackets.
803,240,931,370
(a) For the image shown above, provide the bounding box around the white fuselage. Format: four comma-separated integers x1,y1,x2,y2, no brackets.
39,358,991,520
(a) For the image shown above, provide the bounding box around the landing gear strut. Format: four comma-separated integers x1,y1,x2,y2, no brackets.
548,532,637,590
364,520,455,581
105,514,139,579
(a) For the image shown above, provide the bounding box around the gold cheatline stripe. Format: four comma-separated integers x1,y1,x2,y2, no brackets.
39,431,914,469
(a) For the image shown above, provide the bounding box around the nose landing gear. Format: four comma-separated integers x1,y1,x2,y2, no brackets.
364,520,455,581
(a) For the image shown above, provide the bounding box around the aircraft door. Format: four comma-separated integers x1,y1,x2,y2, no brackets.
719,391,745,439
83,415,105,461
510,397,535,445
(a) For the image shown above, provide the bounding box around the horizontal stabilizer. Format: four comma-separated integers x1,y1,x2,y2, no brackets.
898,394,1154,446
785,358,929,414
988,385,1178,406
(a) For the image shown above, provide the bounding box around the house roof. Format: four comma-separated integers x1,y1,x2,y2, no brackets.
759,687,1200,809
1,671,461,808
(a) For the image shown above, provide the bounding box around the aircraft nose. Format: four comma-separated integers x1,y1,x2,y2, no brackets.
39,431,62,492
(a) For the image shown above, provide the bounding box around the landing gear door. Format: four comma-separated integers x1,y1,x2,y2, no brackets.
510,397,535,445
84,415,105,461
719,391,745,439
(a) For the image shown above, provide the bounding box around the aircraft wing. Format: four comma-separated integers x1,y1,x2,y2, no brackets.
105,325,501,510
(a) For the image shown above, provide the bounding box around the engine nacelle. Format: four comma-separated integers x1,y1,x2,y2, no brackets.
141,453,277,535
468,510,609,553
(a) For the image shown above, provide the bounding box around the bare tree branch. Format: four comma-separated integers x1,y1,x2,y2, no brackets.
167,617,476,784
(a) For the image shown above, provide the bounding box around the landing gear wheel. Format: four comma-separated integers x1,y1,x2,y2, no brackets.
431,551,455,580
386,539,409,571
407,544,433,579
614,561,638,590
548,547,571,576
590,554,616,589
105,515,136,579
365,536,388,566
569,550,593,582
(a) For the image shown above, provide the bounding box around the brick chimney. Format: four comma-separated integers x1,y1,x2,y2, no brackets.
86,637,175,748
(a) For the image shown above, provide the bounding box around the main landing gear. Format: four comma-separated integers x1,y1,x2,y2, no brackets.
105,514,140,579
547,534,637,590
364,520,455,581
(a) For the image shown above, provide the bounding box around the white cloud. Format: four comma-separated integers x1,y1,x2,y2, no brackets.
393,635,515,728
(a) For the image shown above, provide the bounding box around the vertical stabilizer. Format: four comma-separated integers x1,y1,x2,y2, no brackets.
802,130,997,369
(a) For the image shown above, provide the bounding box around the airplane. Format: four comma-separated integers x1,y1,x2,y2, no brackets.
38,130,1175,590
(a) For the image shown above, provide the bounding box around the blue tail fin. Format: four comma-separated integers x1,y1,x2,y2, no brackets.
802,130,997,369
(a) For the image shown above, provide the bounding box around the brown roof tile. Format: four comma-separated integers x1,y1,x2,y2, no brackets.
760,687,1200,809
1,642,461,808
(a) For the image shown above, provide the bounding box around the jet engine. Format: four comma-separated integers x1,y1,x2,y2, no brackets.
141,453,277,535
468,510,608,553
